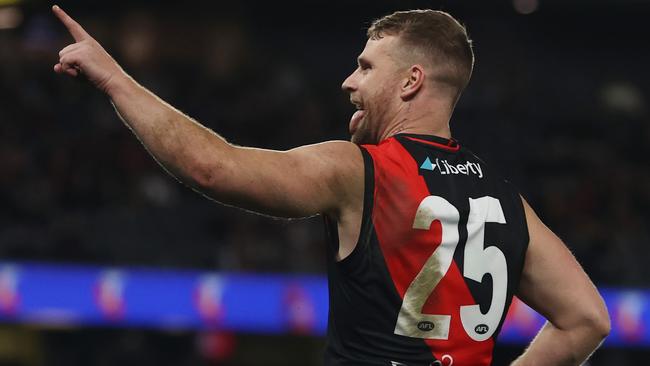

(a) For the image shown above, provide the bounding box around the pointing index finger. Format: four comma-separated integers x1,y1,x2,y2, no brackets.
52,5,90,42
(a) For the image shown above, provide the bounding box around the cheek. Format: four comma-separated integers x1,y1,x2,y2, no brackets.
369,84,391,111
360,72,381,92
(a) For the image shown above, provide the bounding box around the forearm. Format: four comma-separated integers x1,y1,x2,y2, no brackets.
50,5,358,219
511,321,606,366
107,75,234,189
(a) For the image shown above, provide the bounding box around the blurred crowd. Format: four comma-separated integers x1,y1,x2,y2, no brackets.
1,2,649,286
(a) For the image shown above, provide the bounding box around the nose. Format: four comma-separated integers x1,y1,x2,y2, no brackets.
341,70,356,92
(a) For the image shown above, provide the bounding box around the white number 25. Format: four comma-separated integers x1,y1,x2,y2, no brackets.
394,196,508,342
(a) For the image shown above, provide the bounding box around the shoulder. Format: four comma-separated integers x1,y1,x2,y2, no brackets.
287,140,365,216
288,140,364,174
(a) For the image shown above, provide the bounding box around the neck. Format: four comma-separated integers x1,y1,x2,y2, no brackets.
379,99,453,141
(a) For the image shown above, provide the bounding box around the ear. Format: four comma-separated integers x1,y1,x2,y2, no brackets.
400,65,425,100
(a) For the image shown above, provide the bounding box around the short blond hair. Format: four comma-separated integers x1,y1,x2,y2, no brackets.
368,9,474,99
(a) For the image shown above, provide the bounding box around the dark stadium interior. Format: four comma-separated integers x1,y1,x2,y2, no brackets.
1,0,649,364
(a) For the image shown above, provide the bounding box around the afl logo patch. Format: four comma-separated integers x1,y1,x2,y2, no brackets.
475,324,489,334
417,321,435,331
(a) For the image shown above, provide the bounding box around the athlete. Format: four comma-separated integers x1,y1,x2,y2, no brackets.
51,5,609,365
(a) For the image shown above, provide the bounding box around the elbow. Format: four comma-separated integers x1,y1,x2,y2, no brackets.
191,163,217,189
595,309,611,341
585,299,611,342
191,160,229,192
188,146,233,189
190,155,239,199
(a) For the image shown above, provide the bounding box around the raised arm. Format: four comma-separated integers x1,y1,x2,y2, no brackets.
511,198,610,366
51,5,364,219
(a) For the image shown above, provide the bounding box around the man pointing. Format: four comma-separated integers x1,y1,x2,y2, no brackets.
52,5,609,365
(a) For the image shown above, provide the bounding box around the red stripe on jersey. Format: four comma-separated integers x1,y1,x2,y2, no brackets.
403,136,461,152
363,138,494,366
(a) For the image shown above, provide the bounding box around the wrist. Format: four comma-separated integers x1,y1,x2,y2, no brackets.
105,71,137,99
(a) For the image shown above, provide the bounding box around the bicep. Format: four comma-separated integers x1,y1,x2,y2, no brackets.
198,140,364,219
517,197,606,330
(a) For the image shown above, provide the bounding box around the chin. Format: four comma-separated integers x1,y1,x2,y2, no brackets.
351,129,376,145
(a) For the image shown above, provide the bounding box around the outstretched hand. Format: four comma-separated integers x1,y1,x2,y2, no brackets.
52,5,125,94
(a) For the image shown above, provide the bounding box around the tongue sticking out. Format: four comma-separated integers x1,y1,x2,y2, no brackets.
349,110,366,134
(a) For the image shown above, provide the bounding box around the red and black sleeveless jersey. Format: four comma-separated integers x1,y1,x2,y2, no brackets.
324,134,529,366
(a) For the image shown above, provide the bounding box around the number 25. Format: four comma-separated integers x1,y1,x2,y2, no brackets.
394,196,508,342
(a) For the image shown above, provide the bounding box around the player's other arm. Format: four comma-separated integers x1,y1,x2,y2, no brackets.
50,6,364,219
511,198,610,366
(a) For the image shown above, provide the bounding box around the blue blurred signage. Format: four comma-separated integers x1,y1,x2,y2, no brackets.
0,262,647,346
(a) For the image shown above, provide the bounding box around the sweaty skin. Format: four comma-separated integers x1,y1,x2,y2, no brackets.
51,5,609,364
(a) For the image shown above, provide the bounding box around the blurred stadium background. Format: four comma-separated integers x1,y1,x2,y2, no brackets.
1,0,649,364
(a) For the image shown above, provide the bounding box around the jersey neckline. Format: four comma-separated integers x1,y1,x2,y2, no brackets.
395,133,461,152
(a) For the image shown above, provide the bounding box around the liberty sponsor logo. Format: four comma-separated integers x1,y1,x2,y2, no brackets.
420,157,483,178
